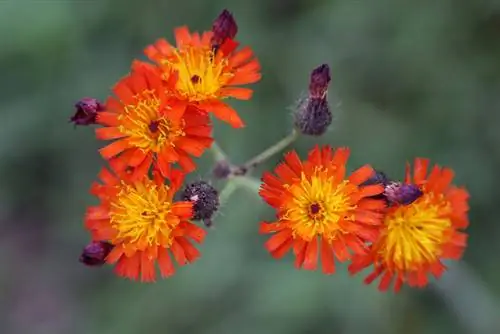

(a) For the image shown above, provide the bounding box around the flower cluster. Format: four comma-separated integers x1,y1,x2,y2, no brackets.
76,10,260,282
74,9,470,292
260,151,470,292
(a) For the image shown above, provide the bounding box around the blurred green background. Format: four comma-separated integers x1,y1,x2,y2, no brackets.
1,0,500,333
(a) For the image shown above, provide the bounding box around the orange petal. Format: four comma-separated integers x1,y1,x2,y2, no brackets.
259,221,287,234
131,153,153,181
270,237,293,259
293,239,308,269
332,238,350,262
219,87,253,100
349,165,374,185
99,139,129,159
177,152,196,173
104,97,122,114
265,229,292,253
128,148,148,167
355,184,384,200
157,247,175,278
106,246,124,264
378,271,394,292
180,221,206,243
95,127,125,140
229,47,255,67
208,101,244,128
98,167,117,185
320,238,335,274
413,158,430,184
283,150,303,175
115,253,141,281
176,137,212,157
175,237,201,263
174,26,192,47
140,251,156,283
96,111,120,127
112,79,135,104
302,238,319,270
171,202,193,219
170,239,187,265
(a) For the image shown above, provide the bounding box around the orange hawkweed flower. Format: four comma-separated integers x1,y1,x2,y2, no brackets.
259,146,386,274
85,166,206,282
96,64,213,178
144,26,261,128
349,158,469,292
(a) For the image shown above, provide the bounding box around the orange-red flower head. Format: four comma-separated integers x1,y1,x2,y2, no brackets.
259,146,386,274
96,65,213,178
349,158,470,292
144,26,261,128
85,166,207,282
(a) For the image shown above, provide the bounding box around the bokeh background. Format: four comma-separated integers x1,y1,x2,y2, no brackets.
1,0,500,333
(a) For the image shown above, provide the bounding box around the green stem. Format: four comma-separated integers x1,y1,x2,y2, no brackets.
233,176,261,194
241,129,299,172
210,141,229,162
218,179,238,207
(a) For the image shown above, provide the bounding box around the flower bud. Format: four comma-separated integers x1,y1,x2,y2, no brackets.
384,182,423,205
181,181,219,227
309,64,331,99
362,170,390,187
212,160,233,179
211,9,238,49
294,97,332,136
70,97,104,126
79,241,113,266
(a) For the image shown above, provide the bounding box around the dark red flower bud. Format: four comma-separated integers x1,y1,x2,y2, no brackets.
362,170,390,187
79,241,113,266
384,182,423,205
212,160,233,179
181,181,219,227
294,97,332,136
70,97,104,126
211,9,238,49
309,64,331,98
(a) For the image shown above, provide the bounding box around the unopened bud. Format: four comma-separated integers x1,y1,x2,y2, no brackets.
181,181,219,227
79,241,113,266
70,97,104,126
362,170,390,187
384,182,423,205
309,64,331,98
212,160,233,179
211,9,238,49
294,97,332,136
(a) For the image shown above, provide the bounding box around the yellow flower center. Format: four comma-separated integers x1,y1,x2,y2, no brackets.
381,193,452,271
119,90,184,152
163,46,233,101
284,170,356,242
109,179,179,250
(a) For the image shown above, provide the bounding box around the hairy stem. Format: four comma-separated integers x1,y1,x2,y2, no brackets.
240,129,299,173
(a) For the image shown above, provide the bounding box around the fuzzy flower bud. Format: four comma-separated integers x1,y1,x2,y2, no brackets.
211,9,238,49
309,64,331,98
181,181,219,227
294,64,333,136
384,182,423,205
362,170,390,187
212,160,233,179
70,97,104,126
79,241,113,266
294,97,332,136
